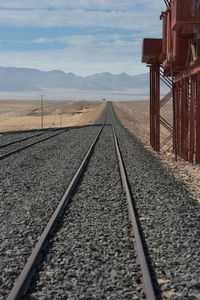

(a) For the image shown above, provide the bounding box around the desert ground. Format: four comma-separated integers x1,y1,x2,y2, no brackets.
113,101,200,204
114,100,173,148
1,99,199,203
0,100,105,132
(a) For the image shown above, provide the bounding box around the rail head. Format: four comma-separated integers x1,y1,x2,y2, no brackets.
112,124,156,300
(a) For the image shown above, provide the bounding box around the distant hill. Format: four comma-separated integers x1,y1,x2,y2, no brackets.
0,67,150,92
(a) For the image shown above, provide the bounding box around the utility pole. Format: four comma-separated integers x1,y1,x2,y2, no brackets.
60,110,62,128
39,95,45,129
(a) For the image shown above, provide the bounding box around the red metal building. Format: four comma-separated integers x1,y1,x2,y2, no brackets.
142,0,200,163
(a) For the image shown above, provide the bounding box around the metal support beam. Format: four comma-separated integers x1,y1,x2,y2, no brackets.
150,63,160,152
180,78,189,161
195,74,200,163
184,78,189,161
189,77,195,163
173,73,200,164
174,82,181,156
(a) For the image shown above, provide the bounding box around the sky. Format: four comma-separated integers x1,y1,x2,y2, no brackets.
0,0,166,76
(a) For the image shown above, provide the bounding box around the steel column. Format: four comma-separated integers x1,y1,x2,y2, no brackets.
180,79,185,159
195,74,200,164
184,78,189,161
189,77,195,163
150,63,160,152
178,82,181,156
174,82,179,155
150,66,153,148
155,64,160,151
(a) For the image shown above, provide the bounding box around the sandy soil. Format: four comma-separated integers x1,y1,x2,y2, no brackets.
0,100,105,132
114,101,173,148
114,101,200,204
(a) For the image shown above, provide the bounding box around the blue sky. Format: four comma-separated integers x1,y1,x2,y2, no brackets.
0,0,166,76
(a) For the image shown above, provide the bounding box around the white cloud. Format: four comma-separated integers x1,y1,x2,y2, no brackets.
0,0,165,11
0,9,163,41
0,1,164,36
30,33,142,58
32,35,97,46
0,0,166,75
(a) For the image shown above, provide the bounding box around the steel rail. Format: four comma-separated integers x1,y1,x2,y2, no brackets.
0,129,55,149
7,123,105,300
0,124,104,149
0,129,69,161
112,125,156,300
0,123,106,136
0,124,105,161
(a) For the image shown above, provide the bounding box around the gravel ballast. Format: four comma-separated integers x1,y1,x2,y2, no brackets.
0,126,100,299
110,103,200,300
0,129,68,157
0,129,49,145
2,102,200,299
26,126,143,300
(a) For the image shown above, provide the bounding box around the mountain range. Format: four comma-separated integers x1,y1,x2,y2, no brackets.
0,67,150,92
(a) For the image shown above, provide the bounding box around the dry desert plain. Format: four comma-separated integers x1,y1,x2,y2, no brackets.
0,99,200,203
0,100,105,131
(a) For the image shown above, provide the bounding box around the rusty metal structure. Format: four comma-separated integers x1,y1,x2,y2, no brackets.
142,0,200,163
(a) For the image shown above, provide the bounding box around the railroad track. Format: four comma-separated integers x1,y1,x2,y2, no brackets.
6,123,155,300
2,102,200,299
0,128,57,149
0,124,102,161
0,128,70,160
